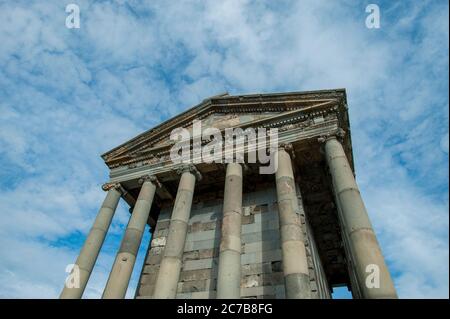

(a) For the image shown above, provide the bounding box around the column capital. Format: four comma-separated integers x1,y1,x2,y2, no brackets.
138,174,161,187
225,161,248,168
218,162,248,175
102,182,122,192
176,164,202,181
278,143,295,159
317,128,346,144
278,142,293,151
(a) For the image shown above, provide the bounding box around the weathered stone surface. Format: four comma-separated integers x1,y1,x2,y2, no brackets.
241,219,279,234
155,220,170,230
138,284,155,296
147,246,164,256
142,264,159,274
182,248,218,261
242,204,269,216
241,249,282,265
252,204,269,215
151,237,166,248
241,272,284,288
184,238,220,252
188,211,220,225
140,273,158,285
180,268,218,282
177,279,216,293
176,290,216,299
186,229,220,242
154,228,169,238
254,211,279,223
241,215,255,225
138,184,331,299
183,257,219,271
271,261,283,273
189,221,219,233
240,285,285,297
241,262,273,276
242,229,279,244
146,253,163,265
243,240,280,253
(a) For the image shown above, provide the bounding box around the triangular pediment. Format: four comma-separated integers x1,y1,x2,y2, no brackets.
102,89,347,169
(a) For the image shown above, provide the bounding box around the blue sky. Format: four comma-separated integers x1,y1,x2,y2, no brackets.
0,0,448,298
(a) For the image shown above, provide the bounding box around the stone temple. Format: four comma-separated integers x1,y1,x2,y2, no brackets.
60,89,397,299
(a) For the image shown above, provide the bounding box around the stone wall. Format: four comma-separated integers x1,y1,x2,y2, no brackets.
136,186,330,299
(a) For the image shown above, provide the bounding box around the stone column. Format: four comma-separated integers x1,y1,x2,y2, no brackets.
60,184,122,299
102,175,158,299
153,166,199,298
322,133,397,298
275,145,310,299
217,163,243,299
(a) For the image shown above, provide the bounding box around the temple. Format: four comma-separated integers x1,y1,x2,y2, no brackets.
60,89,397,299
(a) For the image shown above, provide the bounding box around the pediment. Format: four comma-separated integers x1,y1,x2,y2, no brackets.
149,112,276,147
102,89,347,169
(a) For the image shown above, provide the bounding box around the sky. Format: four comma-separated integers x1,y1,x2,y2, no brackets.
0,0,448,299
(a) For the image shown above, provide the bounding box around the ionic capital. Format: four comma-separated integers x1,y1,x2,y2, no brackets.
318,128,346,144
138,175,161,188
177,164,202,181
224,162,248,175
278,143,295,159
101,182,122,192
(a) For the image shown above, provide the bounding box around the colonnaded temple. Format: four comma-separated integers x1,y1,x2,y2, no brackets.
60,89,397,299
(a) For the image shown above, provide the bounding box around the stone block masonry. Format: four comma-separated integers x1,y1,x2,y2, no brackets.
136,187,330,299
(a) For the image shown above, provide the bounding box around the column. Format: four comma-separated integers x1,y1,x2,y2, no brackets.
275,145,310,299
217,163,243,299
153,166,198,298
60,184,122,299
323,134,397,298
102,175,157,299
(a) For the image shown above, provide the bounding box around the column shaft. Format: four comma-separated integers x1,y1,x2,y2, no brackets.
153,171,196,298
275,148,310,299
102,179,156,299
217,163,243,299
324,137,397,298
60,187,121,299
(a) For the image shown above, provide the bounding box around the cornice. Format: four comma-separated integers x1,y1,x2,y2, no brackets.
104,102,346,169
101,89,347,165
107,117,341,184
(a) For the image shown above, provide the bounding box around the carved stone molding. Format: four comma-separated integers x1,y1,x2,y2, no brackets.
138,174,161,188
278,142,296,159
101,182,122,192
176,164,202,181
317,128,346,144
102,91,347,168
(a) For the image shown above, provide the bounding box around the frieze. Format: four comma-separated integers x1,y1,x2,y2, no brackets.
103,91,346,161
103,91,348,169
114,118,342,170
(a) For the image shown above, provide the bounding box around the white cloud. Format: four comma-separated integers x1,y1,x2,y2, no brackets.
0,0,447,298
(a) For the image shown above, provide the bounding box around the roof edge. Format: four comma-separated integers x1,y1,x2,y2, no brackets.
101,88,347,160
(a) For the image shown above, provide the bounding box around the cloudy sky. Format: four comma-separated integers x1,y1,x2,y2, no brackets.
0,0,448,299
